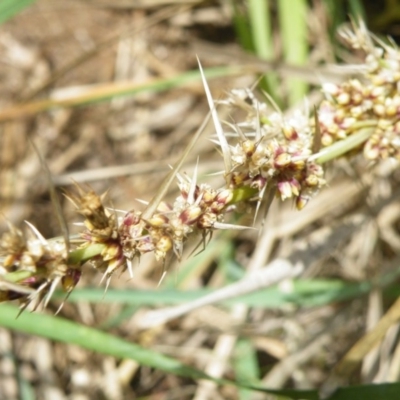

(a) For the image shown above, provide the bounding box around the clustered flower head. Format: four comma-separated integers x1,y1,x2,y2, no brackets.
219,88,325,209
66,187,124,284
0,222,79,310
0,176,237,309
318,22,400,160
1,23,400,309
119,177,234,263
215,22,400,211
63,177,237,290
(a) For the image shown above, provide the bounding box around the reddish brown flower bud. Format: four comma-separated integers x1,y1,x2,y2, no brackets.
122,211,141,227
282,125,298,140
211,189,234,212
179,205,202,225
202,189,216,205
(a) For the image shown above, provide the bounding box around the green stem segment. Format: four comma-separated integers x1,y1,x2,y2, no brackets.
2,270,34,283
3,243,106,285
314,128,374,164
67,243,106,264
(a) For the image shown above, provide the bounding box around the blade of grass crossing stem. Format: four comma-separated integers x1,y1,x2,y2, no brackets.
0,304,209,380
58,271,400,309
2,306,400,398
234,339,260,400
0,0,36,25
54,283,320,307
277,0,309,106
0,304,320,399
247,0,280,104
314,128,373,164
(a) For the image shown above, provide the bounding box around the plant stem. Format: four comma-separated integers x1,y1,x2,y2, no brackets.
67,243,106,264
314,128,374,164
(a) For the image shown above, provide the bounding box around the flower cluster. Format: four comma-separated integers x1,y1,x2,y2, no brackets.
66,187,124,284
119,179,234,265
1,23,400,309
318,24,400,159
215,23,400,211
0,177,237,308
220,89,325,209
0,222,79,310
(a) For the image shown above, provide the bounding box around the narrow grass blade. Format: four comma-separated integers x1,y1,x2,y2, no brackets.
0,66,247,123
231,1,254,52
68,243,105,264
247,0,280,102
17,373,35,400
277,0,309,105
1,304,398,399
0,0,36,25
313,128,373,164
248,0,272,63
59,261,400,309
327,383,400,400
57,277,376,309
322,0,347,40
0,304,317,398
234,339,260,400
0,304,209,380
335,296,400,378
348,0,366,21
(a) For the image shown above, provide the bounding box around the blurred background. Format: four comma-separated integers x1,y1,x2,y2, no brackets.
1,1,400,399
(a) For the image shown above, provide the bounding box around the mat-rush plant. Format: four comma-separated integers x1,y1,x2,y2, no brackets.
1,22,399,312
